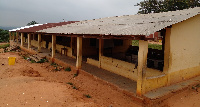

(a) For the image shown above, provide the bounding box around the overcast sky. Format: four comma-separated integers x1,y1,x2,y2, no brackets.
0,0,142,27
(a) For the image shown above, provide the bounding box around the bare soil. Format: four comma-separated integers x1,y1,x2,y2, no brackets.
0,52,199,107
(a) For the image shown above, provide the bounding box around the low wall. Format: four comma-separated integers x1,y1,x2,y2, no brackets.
56,44,72,57
31,40,38,47
144,74,167,93
86,58,99,67
20,46,37,54
100,56,137,81
169,65,200,84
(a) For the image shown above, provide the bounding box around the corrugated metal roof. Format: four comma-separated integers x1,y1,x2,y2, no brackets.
38,7,200,36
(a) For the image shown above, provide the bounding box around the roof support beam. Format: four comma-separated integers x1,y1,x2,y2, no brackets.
99,38,104,68
16,32,19,43
9,32,11,42
76,37,82,69
21,33,24,47
28,33,31,49
163,28,171,85
136,40,148,96
52,34,56,58
38,34,42,52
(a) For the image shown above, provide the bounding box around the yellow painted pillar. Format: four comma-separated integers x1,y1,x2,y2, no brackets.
76,37,82,69
9,32,11,41
12,32,15,40
16,32,19,43
21,33,24,46
163,28,171,85
99,39,104,68
70,37,73,56
52,34,56,58
136,40,148,96
38,34,41,52
33,34,35,40
28,33,31,49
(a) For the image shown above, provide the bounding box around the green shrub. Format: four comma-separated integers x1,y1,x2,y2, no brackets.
30,59,36,63
132,40,139,46
65,67,71,72
73,73,78,78
148,44,162,50
37,59,48,63
84,94,92,98
67,82,73,85
0,44,9,49
72,86,78,90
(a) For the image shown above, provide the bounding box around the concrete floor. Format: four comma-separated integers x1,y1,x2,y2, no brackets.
37,47,137,94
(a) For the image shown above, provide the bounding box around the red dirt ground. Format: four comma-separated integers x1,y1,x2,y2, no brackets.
0,52,199,107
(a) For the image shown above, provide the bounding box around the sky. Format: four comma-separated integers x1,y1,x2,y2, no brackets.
0,0,143,27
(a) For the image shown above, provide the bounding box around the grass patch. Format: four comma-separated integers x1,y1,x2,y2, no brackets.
72,86,78,90
148,44,162,50
51,63,58,67
0,44,9,49
132,40,162,50
55,67,59,71
65,67,71,72
84,94,92,98
37,59,48,63
67,82,73,85
73,73,78,78
30,59,36,63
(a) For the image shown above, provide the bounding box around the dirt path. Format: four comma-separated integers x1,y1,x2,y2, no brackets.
0,52,200,107
0,52,141,107
162,88,200,107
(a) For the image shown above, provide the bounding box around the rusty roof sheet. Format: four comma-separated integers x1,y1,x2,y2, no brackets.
38,7,200,36
9,21,78,33
9,24,42,32
17,21,78,33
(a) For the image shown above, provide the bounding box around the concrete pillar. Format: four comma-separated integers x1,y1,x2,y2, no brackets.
163,28,171,85
9,32,11,41
99,39,104,68
33,34,35,40
28,33,31,49
70,37,73,56
12,32,15,40
136,40,148,96
76,37,82,69
52,34,56,58
16,32,19,43
21,33,24,46
38,34,41,52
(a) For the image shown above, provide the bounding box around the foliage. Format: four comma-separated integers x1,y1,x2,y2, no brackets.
132,40,139,46
132,40,162,50
84,94,92,98
72,86,78,90
0,29,9,42
135,0,200,14
0,44,10,49
27,21,39,26
73,73,78,78
67,82,73,85
65,67,71,72
37,59,48,63
148,44,162,50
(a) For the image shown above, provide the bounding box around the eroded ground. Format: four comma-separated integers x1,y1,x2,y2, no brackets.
0,52,141,107
0,52,199,107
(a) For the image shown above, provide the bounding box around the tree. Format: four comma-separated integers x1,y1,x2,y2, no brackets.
27,21,39,26
0,29,9,42
135,0,200,14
